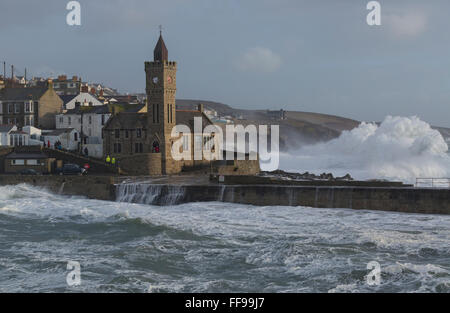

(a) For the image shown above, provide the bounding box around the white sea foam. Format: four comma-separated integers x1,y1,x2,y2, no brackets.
280,116,450,183
0,184,449,292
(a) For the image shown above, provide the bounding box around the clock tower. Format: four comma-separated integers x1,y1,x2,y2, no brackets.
145,32,179,174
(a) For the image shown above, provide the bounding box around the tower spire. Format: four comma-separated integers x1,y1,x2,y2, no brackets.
154,26,168,62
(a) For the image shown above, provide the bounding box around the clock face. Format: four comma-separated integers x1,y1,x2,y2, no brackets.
152,77,159,84
167,76,172,83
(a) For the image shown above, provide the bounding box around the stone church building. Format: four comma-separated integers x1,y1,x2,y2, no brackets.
103,34,229,175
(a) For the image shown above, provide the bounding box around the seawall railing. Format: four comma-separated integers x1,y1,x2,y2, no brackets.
416,178,450,188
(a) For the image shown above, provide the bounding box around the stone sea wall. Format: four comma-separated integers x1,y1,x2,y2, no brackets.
0,175,448,215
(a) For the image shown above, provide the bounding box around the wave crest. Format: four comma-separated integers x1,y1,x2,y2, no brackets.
280,116,450,183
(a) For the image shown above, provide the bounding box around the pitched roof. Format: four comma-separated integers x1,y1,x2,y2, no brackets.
65,104,111,115
0,87,47,101
45,128,76,136
0,124,16,133
104,113,147,130
176,110,214,129
104,110,214,131
154,34,168,62
6,152,48,159
59,94,77,105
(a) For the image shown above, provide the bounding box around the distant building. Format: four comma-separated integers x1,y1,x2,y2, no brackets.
103,33,253,175
42,128,79,151
60,92,104,110
0,81,63,129
9,130,30,146
0,125,18,146
4,146,55,174
56,105,112,157
52,75,82,96
267,109,287,120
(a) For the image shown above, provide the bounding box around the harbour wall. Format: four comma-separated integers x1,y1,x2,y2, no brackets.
0,175,448,214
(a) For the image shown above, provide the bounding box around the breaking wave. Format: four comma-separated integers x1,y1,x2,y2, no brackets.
0,184,449,292
280,116,450,183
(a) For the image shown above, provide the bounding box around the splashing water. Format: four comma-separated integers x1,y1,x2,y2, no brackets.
0,184,449,293
280,116,450,183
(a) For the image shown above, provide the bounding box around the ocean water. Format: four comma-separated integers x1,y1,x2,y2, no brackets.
0,184,449,293
280,116,450,183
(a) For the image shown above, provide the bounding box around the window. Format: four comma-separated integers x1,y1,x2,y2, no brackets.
152,104,156,123
12,159,25,165
136,129,142,138
14,103,20,113
68,117,71,125
101,115,105,125
114,143,122,153
135,143,143,153
167,104,170,123
0,101,3,114
115,129,120,138
59,116,64,124
156,104,159,123
27,160,38,165
74,133,78,141
25,101,33,113
89,116,92,124
24,115,34,126
125,130,129,138
8,103,13,113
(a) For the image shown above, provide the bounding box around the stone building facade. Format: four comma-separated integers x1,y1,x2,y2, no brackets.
0,81,63,129
103,33,260,176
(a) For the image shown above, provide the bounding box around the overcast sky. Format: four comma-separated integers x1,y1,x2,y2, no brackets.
1,0,450,127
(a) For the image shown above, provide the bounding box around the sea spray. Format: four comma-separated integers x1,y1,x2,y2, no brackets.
0,184,449,292
280,116,450,183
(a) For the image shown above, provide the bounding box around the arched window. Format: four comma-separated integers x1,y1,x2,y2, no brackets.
152,141,160,153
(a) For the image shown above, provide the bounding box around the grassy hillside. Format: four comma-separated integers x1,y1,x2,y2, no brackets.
176,99,450,151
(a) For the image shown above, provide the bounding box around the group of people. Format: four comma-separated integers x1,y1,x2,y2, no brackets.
105,155,117,166
48,140,63,150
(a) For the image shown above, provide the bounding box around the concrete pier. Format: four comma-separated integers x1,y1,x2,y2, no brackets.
0,175,448,215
